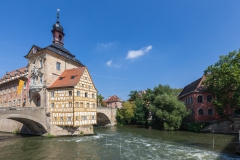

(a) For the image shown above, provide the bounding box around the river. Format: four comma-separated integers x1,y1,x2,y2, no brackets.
0,126,240,160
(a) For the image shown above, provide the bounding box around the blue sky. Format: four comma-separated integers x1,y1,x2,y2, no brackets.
1,1,240,100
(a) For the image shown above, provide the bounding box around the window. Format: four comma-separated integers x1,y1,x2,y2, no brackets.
198,109,204,116
88,85,90,89
14,85,16,91
4,101,6,107
92,94,95,98
82,116,87,120
56,62,61,70
77,91,80,96
24,82,26,89
190,109,194,116
87,103,89,108
69,91,72,96
207,95,212,102
76,116,78,121
40,76,42,84
187,98,190,104
23,98,26,107
60,117,63,122
51,103,54,108
92,116,95,120
18,99,20,106
71,76,76,79
9,101,11,107
69,102,72,107
82,84,84,87
85,77,87,80
85,92,88,97
80,102,83,108
68,117,71,122
190,97,193,104
197,95,203,103
59,77,64,80
93,103,95,108
0,102,2,107
208,109,213,115
54,117,57,122
76,102,79,107
39,60,43,68
51,92,54,97
13,100,15,106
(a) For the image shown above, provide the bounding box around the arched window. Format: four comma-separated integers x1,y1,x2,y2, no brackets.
208,109,213,115
198,109,204,116
207,95,212,102
197,95,203,103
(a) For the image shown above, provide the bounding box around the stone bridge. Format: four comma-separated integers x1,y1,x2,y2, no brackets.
0,107,47,135
96,107,117,126
0,106,117,135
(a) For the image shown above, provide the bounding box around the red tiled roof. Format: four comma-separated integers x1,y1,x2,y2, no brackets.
0,67,26,81
105,95,122,103
48,67,86,89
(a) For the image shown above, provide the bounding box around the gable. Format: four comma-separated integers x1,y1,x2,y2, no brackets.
24,45,42,58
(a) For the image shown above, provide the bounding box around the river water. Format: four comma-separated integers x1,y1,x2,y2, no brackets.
0,126,240,160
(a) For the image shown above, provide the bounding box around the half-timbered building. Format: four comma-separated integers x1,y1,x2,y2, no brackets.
0,11,97,135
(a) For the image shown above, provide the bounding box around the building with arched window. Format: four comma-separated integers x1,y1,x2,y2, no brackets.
178,76,221,122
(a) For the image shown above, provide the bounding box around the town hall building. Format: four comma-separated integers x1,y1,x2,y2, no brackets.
0,11,97,135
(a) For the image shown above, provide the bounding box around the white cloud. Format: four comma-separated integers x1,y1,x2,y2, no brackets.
126,45,152,59
97,42,114,49
106,60,112,66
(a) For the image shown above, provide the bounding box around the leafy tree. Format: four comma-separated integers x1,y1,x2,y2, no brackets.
172,88,183,97
97,94,106,107
203,50,240,112
128,90,139,102
148,85,189,130
116,101,136,125
132,98,148,125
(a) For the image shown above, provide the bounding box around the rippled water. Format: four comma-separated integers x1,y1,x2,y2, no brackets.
0,126,240,160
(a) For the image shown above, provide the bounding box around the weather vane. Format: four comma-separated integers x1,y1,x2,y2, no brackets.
57,8,60,23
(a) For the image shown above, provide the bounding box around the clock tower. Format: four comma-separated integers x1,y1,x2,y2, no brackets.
51,9,65,46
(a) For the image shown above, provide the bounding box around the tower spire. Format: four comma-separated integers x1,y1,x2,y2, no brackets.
52,9,65,46
57,9,60,23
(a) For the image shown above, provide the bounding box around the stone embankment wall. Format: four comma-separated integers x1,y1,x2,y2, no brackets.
202,119,240,133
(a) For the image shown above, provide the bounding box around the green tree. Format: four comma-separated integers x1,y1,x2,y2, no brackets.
128,90,139,102
203,50,240,112
132,98,148,125
97,94,106,107
116,101,136,125
148,85,189,130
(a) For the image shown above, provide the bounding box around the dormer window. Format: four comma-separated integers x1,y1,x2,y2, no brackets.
59,77,64,80
71,76,76,79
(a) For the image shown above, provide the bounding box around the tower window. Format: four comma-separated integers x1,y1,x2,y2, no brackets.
59,35,62,41
56,62,61,70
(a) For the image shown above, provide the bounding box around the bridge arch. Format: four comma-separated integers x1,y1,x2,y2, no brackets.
96,107,117,126
97,112,111,126
0,114,47,135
